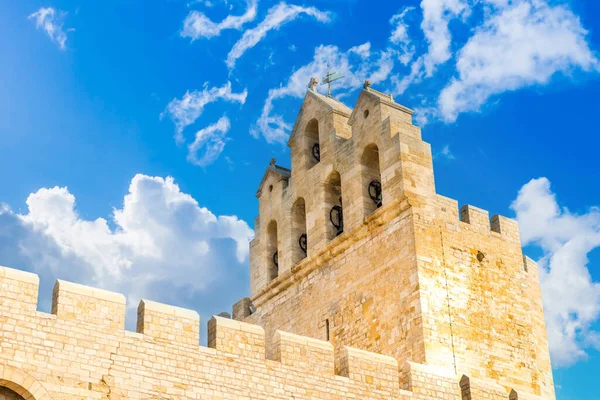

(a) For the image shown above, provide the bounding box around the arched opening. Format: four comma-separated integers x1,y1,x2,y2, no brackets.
325,171,344,240
0,387,24,399
0,366,52,400
266,220,279,281
305,118,320,169
291,198,308,265
361,144,383,217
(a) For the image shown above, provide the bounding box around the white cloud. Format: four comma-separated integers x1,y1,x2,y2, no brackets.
161,82,247,143
434,144,455,160
28,7,72,50
392,0,468,93
349,42,371,58
253,43,394,144
412,105,437,126
389,7,416,65
420,0,468,76
438,0,599,122
1,174,254,313
226,2,332,69
512,177,600,367
181,0,257,40
187,116,231,167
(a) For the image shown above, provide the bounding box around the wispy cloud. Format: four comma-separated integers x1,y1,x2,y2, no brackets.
512,177,600,367
28,7,72,50
226,2,332,69
420,0,469,77
389,0,599,123
438,0,599,122
181,0,258,40
434,144,455,160
187,116,231,167
161,82,247,143
253,43,393,144
392,0,468,93
389,7,416,66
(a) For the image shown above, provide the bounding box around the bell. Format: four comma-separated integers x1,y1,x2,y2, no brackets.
368,179,382,208
312,143,321,162
329,205,344,236
299,233,308,254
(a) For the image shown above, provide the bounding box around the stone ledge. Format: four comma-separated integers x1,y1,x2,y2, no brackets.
0,265,39,285
139,299,199,321
54,279,125,304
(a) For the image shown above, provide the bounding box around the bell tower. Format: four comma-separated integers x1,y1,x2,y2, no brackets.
234,80,555,399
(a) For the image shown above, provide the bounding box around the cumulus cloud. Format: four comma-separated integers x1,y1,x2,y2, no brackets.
512,178,600,367
161,82,247,143
0,174,254,316
438,0,599,122
181,0,258,40
28,7,72,50
187,116,231,167
252,43,394,144
226,2,332,69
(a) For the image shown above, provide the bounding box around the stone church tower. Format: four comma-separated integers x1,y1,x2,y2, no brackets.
0,79,556,400
234,81,555,399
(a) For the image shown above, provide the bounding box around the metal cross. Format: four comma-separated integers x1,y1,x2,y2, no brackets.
321,64,344,97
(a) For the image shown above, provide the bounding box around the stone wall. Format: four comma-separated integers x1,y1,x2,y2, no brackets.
245,197,425,368
413,196,555,398
0,265,545,399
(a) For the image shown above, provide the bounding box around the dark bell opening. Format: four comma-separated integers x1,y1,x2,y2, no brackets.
312,143,321,162
368,179,382,208
299,233,308,254
329,205,344,236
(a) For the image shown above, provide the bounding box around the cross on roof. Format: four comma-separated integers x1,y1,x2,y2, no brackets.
321,65,344,97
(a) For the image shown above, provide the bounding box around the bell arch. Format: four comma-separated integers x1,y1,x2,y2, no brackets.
0,365,52,400
361,143,383,217
266,220,279,282
291,198,308,265
325,171,344,241
305,118,320,169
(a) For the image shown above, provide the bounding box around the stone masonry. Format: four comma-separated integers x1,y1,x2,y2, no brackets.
0,82,555,399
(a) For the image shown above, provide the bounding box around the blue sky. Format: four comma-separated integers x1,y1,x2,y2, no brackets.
1,0,599,398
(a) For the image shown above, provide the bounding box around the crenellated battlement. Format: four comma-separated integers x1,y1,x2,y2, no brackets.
0,264,550,399
435,195,521,243
52,279,127,330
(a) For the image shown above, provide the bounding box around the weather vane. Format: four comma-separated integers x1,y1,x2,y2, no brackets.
321,64,344,97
